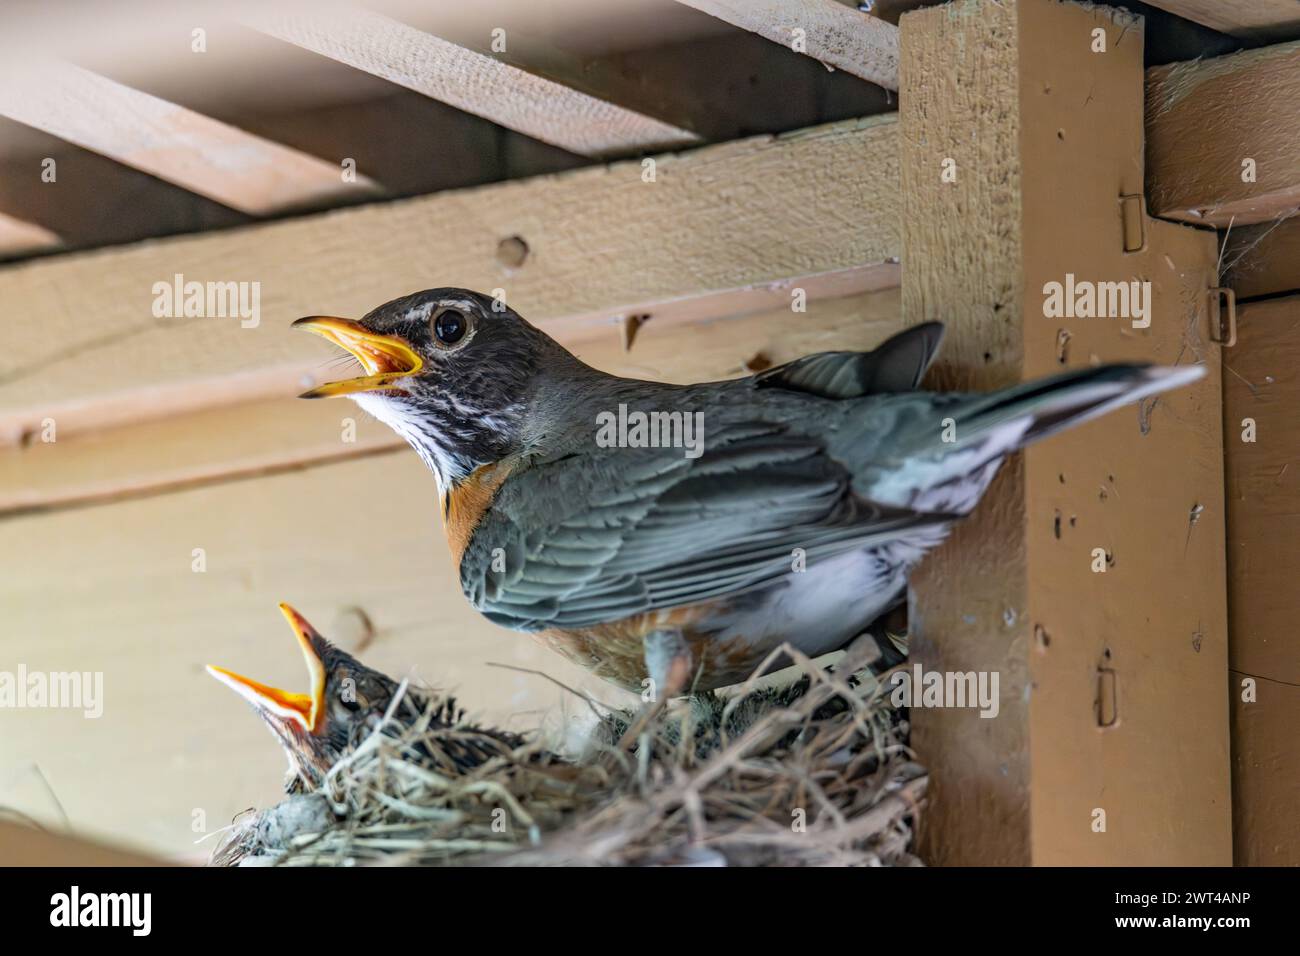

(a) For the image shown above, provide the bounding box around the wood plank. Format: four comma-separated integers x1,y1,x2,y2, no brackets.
0,115,902,447
672,0,899,90
440,24,893,147
901,0,1229,866
0,396,398,518
0,119,250,257
0,302,911,858
1146,40,1300,227
0,211,60,258
0,821,166,866
242,5,700,158
1223,218,1300,298
1229,672,1300,866
1223,295,1300,687
0,288,902,515
1141,1,1300,42
0,58,380,216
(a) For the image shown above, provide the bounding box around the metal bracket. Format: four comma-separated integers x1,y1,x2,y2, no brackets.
1120,193,1146,253
1096,667,1119,729
1208,287,1237,347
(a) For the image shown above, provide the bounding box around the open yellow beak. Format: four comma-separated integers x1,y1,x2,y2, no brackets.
292,316,423,399
206,603,328,733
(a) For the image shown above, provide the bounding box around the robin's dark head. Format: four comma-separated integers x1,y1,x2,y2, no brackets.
207,604,403,791
293,288,572,490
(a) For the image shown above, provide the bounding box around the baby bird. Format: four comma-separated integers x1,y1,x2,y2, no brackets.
207,603,524,793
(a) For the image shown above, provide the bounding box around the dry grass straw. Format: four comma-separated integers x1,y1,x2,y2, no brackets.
212,634,926,867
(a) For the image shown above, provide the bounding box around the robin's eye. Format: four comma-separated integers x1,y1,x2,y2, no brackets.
432,308,468,346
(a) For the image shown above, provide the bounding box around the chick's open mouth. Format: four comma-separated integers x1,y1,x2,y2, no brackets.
206,603,327,734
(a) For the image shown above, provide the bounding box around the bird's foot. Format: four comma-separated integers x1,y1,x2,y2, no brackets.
642,628,693,701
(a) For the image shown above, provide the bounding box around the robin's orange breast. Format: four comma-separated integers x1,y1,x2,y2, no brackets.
535,599,769,692
443,460,514,566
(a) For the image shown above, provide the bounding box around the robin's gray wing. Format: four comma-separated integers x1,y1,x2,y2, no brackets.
754,322,944,398
459,420,952,631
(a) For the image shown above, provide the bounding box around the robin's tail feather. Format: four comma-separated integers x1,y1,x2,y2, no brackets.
957,362,1204,449
866,363,1204,514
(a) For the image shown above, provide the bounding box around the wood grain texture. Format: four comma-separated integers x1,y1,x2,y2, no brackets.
0,296,908,858
0,289,902,515
0,115,901,446
900,0,1029,869
902,0,1229,866
0,58,380,216
1142,1,1300,42
471,24,893,146
0,211,60,258
1223,295,1300,686
673,0,900,90
243,5,700,158
1229,672,1300,866
1146,40,1300,227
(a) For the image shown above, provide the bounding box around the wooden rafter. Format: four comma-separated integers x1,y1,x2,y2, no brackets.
1146,40,1300,227
1142,1,1300,42
241,5,702,159
0,58,380,216
673,0,899,90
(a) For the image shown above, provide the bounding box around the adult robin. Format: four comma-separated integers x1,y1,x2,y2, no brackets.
293,289,1202,695
207,603,523,792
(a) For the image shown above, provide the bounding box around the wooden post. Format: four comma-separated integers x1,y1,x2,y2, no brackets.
1223,294,1300,865
900,0,1230,865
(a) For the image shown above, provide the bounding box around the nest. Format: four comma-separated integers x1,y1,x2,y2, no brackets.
211,635,926,867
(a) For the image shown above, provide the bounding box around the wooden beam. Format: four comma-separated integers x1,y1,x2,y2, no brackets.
1141,1,1300,43
0,115,901,447
672,0,899,90
0,211,60,258
1146,40,1300,227
901,0,1229,865
0,129,249,257
242,5,700,159
442,25,893,147
0,58,380,216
